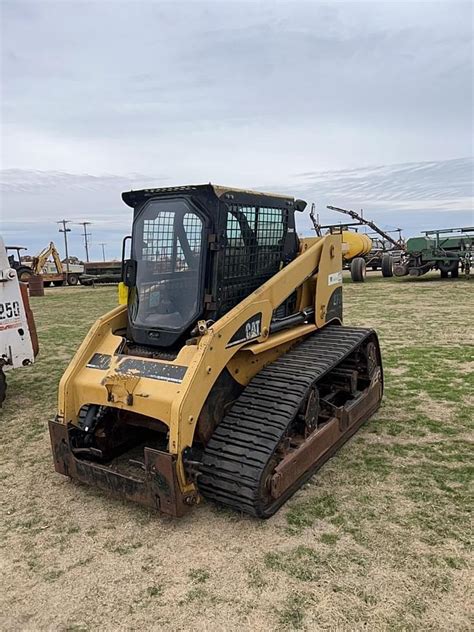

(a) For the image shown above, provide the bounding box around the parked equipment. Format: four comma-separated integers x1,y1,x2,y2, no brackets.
312,205,405,282
80,261,122,285
0,237,38,404
31,242,82,286
393,227,473,279
341,231,373,283
50,185,383,518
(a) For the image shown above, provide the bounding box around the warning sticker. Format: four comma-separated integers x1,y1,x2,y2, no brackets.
328,271,343,286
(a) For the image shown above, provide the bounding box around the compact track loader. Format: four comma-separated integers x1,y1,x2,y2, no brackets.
50,185,383,518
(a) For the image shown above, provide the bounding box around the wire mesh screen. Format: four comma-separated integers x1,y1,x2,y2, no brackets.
142,212,202,272
143,212,174,268
176,213,202,271
218,205,288,313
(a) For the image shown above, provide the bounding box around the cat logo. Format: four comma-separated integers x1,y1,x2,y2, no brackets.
245,319,260,340
226,313,263,348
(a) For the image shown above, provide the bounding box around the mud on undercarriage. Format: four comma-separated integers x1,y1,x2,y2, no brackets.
49,418,197,517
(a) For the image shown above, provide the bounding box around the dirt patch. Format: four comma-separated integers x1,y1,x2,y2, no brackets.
415,391,457,423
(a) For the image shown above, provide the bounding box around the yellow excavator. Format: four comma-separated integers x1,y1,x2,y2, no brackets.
31,242,81,286
32,241,63,274
50,185,383,518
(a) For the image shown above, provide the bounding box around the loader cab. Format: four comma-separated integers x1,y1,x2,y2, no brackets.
122,185,302,349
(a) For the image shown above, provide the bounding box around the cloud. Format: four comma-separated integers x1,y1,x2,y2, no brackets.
290,156,474,206
1,1,472,178
285,157,474,235
1,157,472,259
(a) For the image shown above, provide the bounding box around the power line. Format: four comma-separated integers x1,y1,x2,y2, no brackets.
75,222,92,262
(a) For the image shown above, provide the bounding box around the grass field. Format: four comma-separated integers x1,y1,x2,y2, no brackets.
1,276,473,631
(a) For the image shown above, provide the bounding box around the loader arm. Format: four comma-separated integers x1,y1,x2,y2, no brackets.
171,233,342,479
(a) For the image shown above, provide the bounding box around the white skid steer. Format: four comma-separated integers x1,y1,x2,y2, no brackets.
0,236,38,404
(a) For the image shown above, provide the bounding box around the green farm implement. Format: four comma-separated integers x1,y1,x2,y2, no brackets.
393,227,473,279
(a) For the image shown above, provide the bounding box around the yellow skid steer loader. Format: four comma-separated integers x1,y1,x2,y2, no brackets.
50,185,383,518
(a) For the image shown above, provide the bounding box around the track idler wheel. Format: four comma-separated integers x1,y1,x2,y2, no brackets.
303,387,320,434
365,341,379,379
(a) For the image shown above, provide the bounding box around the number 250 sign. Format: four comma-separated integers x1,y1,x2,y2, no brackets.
0,301,21,320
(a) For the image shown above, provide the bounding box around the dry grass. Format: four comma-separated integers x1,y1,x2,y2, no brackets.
1,275,473,631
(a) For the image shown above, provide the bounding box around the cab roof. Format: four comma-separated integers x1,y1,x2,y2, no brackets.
121,184,294,208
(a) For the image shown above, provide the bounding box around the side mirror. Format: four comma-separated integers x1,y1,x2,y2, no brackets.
121,235,132,263
123,259,137,287
121,235,135,286
294,199,307,212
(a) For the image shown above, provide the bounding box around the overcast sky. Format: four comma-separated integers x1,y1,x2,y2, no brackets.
1,1,473,260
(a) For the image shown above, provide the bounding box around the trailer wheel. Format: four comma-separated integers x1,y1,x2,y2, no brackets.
393,263,409,277
0,368,6,406
18,267,33,283
439,260,459,278
381,253,393,277
351,257,366,283
67,274,79,286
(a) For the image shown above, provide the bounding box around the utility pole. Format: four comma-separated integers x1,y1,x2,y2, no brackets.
99,243,107,262
76,222,92,262
57,219,71,275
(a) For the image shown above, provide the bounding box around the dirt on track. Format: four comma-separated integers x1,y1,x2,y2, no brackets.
1,276,473,631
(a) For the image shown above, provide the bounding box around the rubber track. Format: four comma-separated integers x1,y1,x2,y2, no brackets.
198,325,373,517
